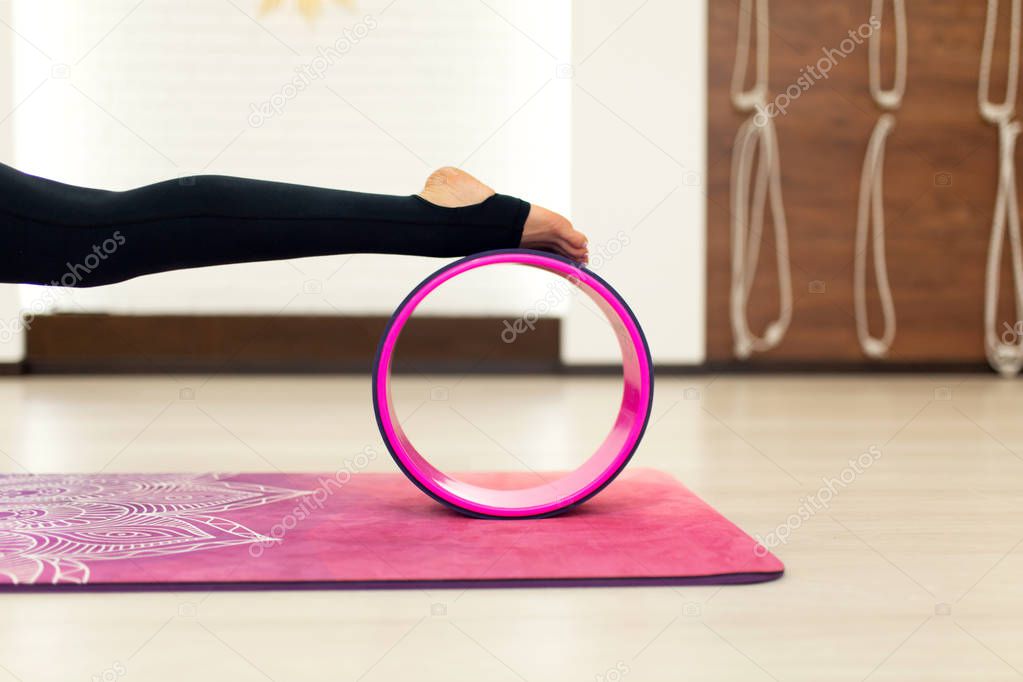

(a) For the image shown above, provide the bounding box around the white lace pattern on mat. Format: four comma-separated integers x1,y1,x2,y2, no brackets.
0,473,311,585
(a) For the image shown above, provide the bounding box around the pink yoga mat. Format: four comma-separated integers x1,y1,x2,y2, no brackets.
0,468,783,589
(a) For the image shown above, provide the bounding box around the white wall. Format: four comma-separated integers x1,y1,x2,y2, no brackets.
565,0,706,364
0,0,26,363
10,0,571,317
2,0,706,366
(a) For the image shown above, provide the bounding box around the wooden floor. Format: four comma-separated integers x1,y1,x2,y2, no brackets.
1,373,1022,681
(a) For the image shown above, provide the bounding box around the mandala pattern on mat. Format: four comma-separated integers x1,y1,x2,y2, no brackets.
0,473,310,585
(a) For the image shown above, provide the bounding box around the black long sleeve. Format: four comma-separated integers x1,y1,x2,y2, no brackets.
0,162,530,288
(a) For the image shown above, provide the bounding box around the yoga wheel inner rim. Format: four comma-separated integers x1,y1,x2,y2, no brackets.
372,248,654,519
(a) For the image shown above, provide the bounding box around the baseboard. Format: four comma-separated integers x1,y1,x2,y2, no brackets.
564,362,995,375
23,314,560,374
698,361,994,374
15,314,1001,376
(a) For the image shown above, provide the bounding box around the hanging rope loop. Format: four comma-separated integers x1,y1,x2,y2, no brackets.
729,0,793,359
854,1,906,359
854,114,899,358
983,119,1023,375
868,0,908,110
979,0,1023,376
979,0,1021,124
730,0,769,111
730,115,793,358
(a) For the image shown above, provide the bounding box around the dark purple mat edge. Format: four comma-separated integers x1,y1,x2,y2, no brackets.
0,570,784,593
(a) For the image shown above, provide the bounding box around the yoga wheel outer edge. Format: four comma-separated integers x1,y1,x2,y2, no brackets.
371,248,654,519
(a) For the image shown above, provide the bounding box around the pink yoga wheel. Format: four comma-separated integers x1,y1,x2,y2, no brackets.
372,249,654,519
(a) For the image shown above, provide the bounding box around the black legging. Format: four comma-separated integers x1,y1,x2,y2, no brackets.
0,162,530,288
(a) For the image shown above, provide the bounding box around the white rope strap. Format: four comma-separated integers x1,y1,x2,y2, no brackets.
979,0,1023,376
854,114,898,358
729,115,793,359
728,0,793,359
984,119,1023,375
854,0,906,358
979,0,1021,124
868,0,907,110
731,0,769,112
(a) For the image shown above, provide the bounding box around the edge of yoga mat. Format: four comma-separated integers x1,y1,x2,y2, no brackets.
1,573,782,593
0,468,784,590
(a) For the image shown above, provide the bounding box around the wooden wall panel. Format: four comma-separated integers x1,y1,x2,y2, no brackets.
707,1,1021,365
23,315,560,374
